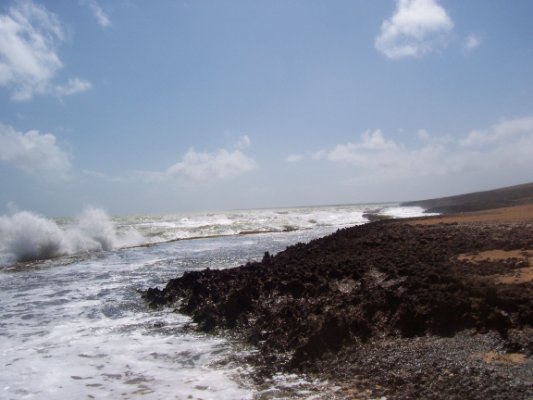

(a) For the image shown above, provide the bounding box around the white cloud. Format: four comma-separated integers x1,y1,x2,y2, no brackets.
166,149,255,182
81,169,125,183
316,130,419,175
312,115,533,182
143,136,256,183
461,115,533,147
314,130,398,165
287,154,303,163
55,77,92,98
0,123,71,179
417,129,430,140
375,0,453,59
464,34,481,51
80,0,111,28
0,0,91,100
236,134,251,149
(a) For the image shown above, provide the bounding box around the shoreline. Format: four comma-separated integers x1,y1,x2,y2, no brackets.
401,182,533,214
144,204,533,399
408,203,533,224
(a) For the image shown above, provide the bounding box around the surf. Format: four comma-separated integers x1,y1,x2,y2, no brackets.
0,204,434,267
0,207,144,265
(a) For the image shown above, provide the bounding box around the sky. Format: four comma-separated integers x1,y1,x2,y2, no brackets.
0,0,532,216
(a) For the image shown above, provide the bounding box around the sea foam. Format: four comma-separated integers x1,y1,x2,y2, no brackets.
0,208,144,265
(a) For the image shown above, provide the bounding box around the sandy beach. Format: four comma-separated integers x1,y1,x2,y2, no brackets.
410,203,533,224
145,195,533,399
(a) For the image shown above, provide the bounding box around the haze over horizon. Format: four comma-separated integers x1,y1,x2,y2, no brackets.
1,0,532,216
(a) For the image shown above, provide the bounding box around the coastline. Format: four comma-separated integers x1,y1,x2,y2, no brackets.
401,182,533,214
144,203,533,399
408,203,533,224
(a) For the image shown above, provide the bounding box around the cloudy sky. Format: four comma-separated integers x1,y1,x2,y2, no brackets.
0,0,532,216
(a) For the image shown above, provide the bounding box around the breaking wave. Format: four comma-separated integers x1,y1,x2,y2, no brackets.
0,208,144,265
0,203,435,267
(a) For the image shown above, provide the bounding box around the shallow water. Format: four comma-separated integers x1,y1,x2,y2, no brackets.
0,204,431,399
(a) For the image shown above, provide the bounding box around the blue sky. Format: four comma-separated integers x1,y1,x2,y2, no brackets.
1,0,532,216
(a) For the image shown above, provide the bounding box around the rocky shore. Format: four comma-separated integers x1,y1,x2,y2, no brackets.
144,214,533,399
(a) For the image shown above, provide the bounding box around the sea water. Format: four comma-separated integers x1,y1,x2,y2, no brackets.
0,203,431,399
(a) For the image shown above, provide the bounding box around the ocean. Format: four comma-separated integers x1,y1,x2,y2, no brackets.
0,203,431,399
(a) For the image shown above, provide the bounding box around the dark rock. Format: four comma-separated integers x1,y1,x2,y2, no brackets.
143,220,533,399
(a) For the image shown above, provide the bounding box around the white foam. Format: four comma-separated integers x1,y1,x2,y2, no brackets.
0,213,364,399
128,206,370,244
0,234,294,399
379,206,437,219
0,211,67,263
0,204,432,266
0,208,144,265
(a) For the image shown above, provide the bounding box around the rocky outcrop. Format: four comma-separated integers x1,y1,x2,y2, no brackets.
144,220,533,399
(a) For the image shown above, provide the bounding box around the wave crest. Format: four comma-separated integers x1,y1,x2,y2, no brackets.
0,208,144,265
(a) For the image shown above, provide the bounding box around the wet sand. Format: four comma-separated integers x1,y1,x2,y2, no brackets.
145,203,533,399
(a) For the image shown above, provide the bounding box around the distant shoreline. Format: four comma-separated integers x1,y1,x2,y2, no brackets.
408,203,533,224
401,182,533,214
